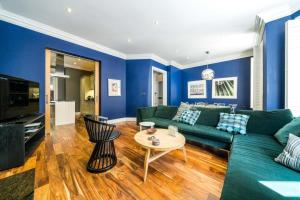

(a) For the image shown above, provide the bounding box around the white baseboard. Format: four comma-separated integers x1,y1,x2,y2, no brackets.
107,117,136,124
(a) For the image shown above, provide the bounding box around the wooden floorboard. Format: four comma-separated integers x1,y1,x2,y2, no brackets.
0,120,228,200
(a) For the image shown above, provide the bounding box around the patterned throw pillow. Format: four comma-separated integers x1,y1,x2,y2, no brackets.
173,102,192,121
178,110,201,126
275,134,300,172
217,113,250,134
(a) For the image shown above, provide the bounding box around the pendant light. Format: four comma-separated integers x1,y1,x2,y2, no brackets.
201,51,215,80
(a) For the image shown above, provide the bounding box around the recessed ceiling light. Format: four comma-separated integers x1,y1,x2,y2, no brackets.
73,62,77,65
127,38,132,43
154,20,159,25
67,7,72,13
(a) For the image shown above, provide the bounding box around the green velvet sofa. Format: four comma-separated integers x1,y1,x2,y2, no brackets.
137,106,300,200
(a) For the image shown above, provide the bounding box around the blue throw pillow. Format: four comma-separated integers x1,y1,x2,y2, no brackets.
217,112,250,134
178,110,201,126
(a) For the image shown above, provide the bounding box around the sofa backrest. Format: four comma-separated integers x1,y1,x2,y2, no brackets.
237,109,294,135
154,105,178,119
194,107,231,127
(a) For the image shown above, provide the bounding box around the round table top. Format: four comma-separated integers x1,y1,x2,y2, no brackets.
139,121,155,126
134,128,185,151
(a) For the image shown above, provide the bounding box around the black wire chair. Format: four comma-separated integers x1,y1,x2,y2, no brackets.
83,115,120,173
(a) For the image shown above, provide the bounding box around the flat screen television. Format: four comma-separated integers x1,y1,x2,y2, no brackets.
0,74,39,122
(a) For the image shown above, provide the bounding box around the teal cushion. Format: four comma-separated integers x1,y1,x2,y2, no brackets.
237,109,294,135
221,134,300,200
175,123,233,143
143,117,174,128
217,113,249,134
193,107,231,127
274,117,300,145
275,134,300,172
154,105,178,119
178,110,201,126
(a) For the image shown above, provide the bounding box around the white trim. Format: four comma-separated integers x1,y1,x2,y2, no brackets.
285,20,289,109
107,117,136,124
0,9,127,59
212,77,238,99
126,53,184,69
169,60,184,69
257,4,293,23
126,53,169,65
254,15,265,46
184,50,253,69
151,67,168,106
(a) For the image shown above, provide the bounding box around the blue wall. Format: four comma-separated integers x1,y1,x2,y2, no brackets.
126,59,181,117
126,59,152,117
0,20,126,119
181,57,251,109
263,10,300,110
169,66,182,106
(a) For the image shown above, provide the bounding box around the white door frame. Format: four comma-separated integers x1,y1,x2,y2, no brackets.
151,66,168,106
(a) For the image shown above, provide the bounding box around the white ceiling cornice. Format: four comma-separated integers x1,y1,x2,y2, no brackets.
126,54,184,69
257,4,293,23
0,9,127,59
184,50,253,69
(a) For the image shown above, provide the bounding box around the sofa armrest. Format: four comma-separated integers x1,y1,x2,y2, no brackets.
136,107,157,125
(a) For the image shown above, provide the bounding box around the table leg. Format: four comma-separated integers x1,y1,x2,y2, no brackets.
140,125,142,131
182,146,187,162
144,148,151,182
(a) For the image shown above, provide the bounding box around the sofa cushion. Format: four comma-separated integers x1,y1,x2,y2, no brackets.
175,123,233,143
193,107,231,127
217,113,250,135
143,117,174,128
275,134,300,172
274,117,300,146
177,110,201,125
154,105,178,119
173,102,192,121
236,109,294,136
221,134,300,200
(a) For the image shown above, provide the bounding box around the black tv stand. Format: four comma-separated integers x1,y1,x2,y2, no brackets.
0,113,45,171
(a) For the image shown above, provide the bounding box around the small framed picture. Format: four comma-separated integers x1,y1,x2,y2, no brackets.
108,79,121,96
188,80,207,99
212,77,237,99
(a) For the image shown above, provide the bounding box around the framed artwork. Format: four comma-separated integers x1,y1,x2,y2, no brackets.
212,77,237,99
188,80,207,99
108,79,121,96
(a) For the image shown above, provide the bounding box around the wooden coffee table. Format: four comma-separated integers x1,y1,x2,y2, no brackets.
134,128,187,182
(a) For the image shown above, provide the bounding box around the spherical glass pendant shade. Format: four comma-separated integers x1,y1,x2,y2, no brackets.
201,68,215,80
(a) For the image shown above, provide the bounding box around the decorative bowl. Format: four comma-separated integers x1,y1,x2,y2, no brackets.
147,128,157,134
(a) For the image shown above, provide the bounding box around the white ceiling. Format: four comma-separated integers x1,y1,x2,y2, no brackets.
0,0,299,67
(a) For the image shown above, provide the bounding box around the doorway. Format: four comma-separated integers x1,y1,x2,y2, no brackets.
152,67,167,106
45,49,100,133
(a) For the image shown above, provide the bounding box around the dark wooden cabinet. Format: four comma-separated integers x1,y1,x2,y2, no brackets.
0,114,45,170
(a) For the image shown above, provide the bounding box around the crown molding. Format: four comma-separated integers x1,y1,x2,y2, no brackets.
184,50,253,69
257,4,293,23
127,53,169,65
169,60,184,69
0,9,127,59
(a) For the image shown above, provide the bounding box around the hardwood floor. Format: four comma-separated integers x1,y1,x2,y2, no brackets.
0,120,228,200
